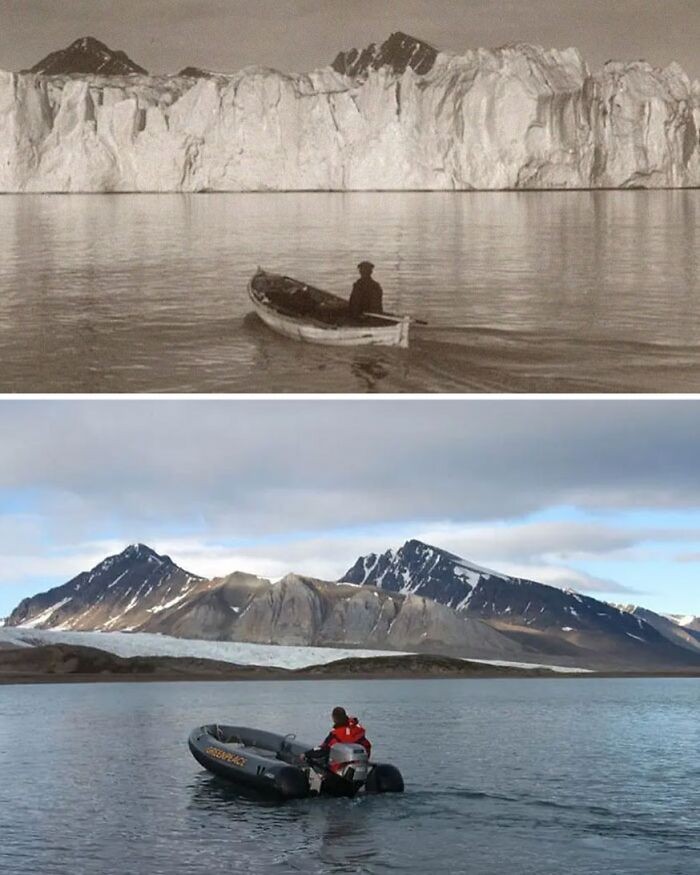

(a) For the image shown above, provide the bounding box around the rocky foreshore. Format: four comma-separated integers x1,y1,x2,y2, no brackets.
4,643,700,684
0,644,571,684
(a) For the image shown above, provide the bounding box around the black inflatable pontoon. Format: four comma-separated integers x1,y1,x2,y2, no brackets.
188,724,404,800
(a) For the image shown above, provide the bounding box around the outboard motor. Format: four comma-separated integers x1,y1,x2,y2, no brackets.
327,742,370,791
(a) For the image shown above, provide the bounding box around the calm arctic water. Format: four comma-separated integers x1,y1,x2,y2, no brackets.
1,679,698,875
0,191,698,393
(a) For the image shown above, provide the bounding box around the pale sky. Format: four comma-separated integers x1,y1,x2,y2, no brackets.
1,398,700,618
1,0,698,79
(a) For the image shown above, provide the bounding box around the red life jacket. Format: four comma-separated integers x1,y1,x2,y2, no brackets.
326,717,372,770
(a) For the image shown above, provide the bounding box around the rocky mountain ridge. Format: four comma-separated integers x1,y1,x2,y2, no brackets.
25,37,148,76
5,546,524,660
617,605,700,653
332,32,439,77
342,540,700,666
667,614,700,632
6,542,700,670
7,544,204,631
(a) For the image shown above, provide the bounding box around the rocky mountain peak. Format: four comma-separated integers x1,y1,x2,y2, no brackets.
91,543,170,573
25,36,148,76
331,31,438,78
76,37,108,52
123,542,162,560
341,540,683,658
177,66,217,79
5,543,201,631
341,539,503,609
400,538,457,560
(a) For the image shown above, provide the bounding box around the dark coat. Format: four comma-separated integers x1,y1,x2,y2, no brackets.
349,277,383,319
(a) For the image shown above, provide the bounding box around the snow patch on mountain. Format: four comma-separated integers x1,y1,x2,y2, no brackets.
18,597,73,629
668,614,700,628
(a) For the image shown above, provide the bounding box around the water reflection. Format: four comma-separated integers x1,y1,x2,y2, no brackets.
188,772,286,811
188,773,383,873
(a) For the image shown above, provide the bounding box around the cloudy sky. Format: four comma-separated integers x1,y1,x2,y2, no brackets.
1,398,699,618
1,0,699,79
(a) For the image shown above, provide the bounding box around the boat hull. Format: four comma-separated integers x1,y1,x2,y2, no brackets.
248,271,410,349
188,724,404,800
188,725,309,799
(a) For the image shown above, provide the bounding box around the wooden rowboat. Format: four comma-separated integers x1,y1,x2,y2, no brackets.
248,268,410,349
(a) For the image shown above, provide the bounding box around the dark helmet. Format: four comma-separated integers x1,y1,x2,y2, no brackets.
357,261,375,272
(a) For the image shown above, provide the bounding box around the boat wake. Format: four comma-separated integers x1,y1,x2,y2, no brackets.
237,317,700,394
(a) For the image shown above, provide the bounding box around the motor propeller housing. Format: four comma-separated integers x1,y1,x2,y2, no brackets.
327,742,370,784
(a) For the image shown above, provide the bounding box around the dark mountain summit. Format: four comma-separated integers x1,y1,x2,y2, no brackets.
343,538,485,608
6,544,201,631
342,539,642,637
341,540,699,667
177,66,216,79
25,36,148,76
332,32,438,78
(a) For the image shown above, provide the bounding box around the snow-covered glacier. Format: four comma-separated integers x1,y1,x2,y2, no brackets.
1,43,698,191
0,627,590,672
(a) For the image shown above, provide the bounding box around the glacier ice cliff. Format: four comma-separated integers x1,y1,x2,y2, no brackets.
0,42,698,191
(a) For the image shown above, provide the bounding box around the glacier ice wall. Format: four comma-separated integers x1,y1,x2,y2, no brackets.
0,44,698,191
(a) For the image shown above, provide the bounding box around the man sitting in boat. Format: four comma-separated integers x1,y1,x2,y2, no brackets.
349,261,384,319
306,707,372,772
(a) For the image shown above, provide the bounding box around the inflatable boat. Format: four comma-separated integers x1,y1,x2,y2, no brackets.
188,724,404,800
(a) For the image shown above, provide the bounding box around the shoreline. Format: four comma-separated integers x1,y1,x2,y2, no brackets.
1,647,698,685
4,670,700,686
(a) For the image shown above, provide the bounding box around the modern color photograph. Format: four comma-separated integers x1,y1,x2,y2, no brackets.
1,398,699,874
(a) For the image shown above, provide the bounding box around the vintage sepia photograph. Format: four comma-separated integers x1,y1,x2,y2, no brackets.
0,0,697,392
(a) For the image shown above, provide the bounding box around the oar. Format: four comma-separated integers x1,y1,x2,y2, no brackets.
365,312,430,326
367,313,488,331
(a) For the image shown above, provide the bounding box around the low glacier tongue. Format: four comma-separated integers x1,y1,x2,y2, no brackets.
0,41,697,192
0,627,407,668
0,628,591,673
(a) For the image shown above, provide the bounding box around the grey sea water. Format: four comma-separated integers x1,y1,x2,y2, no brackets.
1,678,698,875
0,191,697,393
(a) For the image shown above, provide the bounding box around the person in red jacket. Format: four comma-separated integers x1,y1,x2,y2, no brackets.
306,707,372,772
